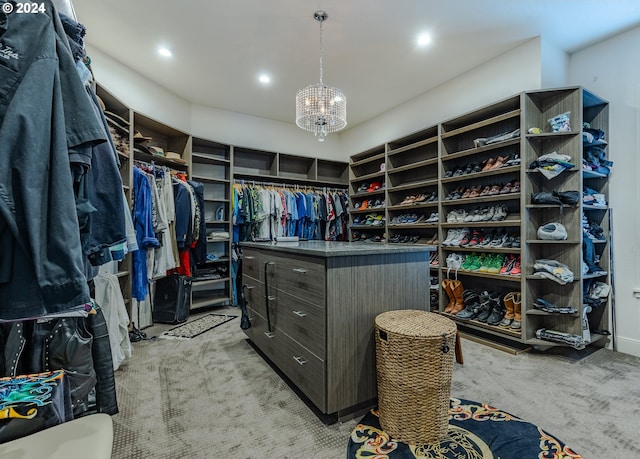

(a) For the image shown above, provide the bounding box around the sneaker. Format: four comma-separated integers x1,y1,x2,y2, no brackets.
477,253,491,272
443,229,459,246
487,254,503,274
509,256,521,276
461,252,478,271
468,253,484,271
499,255,515,275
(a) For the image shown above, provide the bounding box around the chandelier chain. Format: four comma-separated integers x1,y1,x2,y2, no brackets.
319,17,323,84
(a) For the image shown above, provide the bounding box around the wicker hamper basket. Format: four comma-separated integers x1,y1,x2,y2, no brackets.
375,310,457,444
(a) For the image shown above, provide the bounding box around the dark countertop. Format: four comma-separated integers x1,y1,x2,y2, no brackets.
240,241,435,257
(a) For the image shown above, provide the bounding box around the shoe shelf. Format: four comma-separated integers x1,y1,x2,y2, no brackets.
440,268,521,283
441,165,521,184
191,175,230,185
387,202,438,211
387,178,439,192
388,223,438,229
441,193,521,206
346,86,611,349
350,151,386,168
526,309,579,317
443,313,522,339
351,207,385,214
191,152,231,165
388,158,438,174
525,240,581,245
441,109,521,140
441,219,521,228
441,138,521,162
351,189,386,199
442,246,521,254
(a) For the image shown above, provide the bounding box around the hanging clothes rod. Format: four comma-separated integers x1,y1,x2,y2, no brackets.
232,178,346,194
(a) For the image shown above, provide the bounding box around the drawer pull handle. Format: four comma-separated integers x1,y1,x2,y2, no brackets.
267,295,276,301
264,332,275,339
293,310,307,317
293,268,308,274
245,285,255,290
244,256,256,260
293,356,307,365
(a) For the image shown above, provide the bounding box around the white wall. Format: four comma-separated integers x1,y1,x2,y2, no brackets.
569,25,640,356
87,45,343,160
87,46,192,133
190,105,342,160
339,38,543,155
541,38,570,88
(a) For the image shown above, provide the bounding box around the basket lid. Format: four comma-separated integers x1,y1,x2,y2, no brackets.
375,310,456,337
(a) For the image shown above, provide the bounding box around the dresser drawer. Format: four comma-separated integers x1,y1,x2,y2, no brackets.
270,329,326,412
243,306,278,361
242,249,262,281
264,253,326,305
273,290,326,359
242,276,266,319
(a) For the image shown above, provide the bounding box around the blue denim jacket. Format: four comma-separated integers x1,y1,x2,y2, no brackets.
0,2,107,320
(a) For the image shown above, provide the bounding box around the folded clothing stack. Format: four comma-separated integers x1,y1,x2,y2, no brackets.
206,231,230,242
532,259,574,285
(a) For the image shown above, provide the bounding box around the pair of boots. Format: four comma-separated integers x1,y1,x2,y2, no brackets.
442,279,464,314
499,292,521,329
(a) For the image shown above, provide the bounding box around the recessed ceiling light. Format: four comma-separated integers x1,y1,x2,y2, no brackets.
158,47,172,57
417,33,432,47
259,74,271,84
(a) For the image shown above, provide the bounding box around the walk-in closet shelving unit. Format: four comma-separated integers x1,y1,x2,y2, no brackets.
348,145,387,241
523,87,610,348
96,84,133,315
232,146,349,186
346,86,612,350
190,139,233,309
439,94,524,342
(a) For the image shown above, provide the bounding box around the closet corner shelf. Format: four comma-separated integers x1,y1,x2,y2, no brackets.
583,272,608,279
583,205,609,211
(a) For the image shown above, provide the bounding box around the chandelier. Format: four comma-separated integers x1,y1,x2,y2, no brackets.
295,11,347,142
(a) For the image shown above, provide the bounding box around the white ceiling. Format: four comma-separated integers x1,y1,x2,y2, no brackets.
71,0,640,130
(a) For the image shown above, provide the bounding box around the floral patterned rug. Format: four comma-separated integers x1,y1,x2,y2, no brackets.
347,398,582,459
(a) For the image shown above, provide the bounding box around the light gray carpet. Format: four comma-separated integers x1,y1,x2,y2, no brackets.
111,307,640,458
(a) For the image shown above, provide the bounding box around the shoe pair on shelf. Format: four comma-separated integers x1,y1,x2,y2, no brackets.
399,192,437,205
388,233,421,244
452,204,508,222
443,153,521,178
390,213,426,224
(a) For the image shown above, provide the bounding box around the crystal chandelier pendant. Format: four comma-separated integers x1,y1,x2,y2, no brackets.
295,11,347,141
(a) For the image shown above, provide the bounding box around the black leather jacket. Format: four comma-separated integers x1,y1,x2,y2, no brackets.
0,307,118,416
